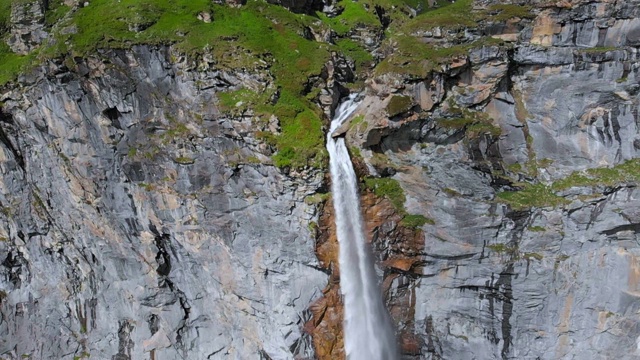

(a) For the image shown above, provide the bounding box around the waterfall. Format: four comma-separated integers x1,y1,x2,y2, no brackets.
326,95,398,360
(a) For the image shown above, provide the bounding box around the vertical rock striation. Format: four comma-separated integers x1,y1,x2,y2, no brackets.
339,0,640,358
0,47,328,359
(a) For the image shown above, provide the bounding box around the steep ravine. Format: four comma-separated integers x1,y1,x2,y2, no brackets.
1,0,640,359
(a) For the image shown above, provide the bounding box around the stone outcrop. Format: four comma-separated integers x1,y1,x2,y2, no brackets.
6,0,47,55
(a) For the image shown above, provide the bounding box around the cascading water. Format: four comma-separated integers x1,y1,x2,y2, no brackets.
326,95,398,360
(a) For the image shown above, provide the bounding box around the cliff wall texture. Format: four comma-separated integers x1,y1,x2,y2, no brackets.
0,0,639,359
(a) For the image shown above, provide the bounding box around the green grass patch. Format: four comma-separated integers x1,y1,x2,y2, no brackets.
580,46,618,53
487,243,516,254
497,159,640,209
363,177,406,212
436,107,501,137
334,38,374,71
400,214,434,228
376,36,502,78
304,192,330,205
551,159,640,191
0,43,36,86
485,4,534,22
317,0,381,36
0,0,11,34
174,156,194,165
404,0,475,31
528,226,545,232
497,183,568,209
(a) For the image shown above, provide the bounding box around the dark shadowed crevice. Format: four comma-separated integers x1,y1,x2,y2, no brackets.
0,109,25,170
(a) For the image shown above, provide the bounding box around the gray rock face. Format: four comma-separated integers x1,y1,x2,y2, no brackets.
343,0,640,358
6,0,47,55
1,0,640,359
0,47,327,359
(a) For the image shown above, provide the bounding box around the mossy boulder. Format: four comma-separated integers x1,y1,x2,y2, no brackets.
386,95,413,117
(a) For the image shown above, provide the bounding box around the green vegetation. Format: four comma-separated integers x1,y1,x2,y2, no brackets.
363,176,433,228
363,177,405,212
487,243,516,254
498,159,640,209
304,192,330,205
435,104,502,138
551,159,640,190
0,0,11,33
528,226,545,232
485,4,534,22
0,0,521,170
404,0,475,30
580,46,618,53
400,214,434,228
497,183,568,209
0,43,35,85
174,156,194,164
386,95,413,117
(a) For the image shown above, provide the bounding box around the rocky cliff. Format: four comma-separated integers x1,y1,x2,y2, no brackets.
1,0,640,359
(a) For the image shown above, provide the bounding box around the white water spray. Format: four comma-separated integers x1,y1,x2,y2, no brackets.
326,95,398,360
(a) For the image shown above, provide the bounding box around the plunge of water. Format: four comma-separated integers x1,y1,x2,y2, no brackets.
326,95,399,360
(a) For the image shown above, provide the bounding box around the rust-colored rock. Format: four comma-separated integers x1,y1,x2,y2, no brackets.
306,186,427,358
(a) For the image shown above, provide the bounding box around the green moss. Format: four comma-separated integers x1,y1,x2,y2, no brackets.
405,0,475,30
528,226,545,232
334,38,374,71
580,46,618,53
304,192,330,205
377,35,503,79
386,95,413,117
400,214,434,228
0,0,12,34
348,145,362,159
487,243,516,254
363,177,406,213
0,43,36,86
523,252,543,261
485,4,534,22
45,2,71,27
552,159,640,191
271,92,326,168
317,0,380,36
497,183,568,209
174,156,194,165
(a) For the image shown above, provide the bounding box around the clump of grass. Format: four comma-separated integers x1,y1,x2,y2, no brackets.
497,159,640,209
363,177,406,212
552,159,640,190
404,0,475,31
485,4,534,22
0,43,36,86
174,156,194,164
304,192,330,205
376,36,503,78
497,183,568,209
400,214,434,228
